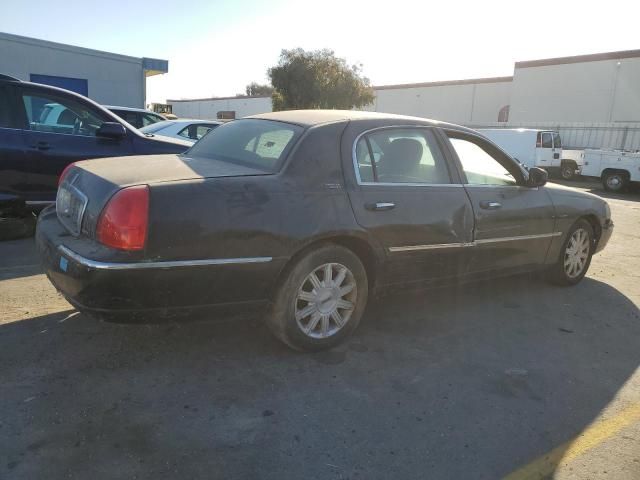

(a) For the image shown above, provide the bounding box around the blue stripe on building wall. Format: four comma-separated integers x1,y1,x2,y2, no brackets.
30,74,88,96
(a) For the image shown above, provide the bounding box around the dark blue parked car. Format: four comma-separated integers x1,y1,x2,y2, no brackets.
0,74,190,207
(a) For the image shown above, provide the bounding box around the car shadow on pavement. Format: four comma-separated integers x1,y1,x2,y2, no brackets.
551,178,640,202
585,187,640,202
1,275,638,479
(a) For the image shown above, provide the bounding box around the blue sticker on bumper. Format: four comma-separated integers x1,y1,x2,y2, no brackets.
59,256,69,272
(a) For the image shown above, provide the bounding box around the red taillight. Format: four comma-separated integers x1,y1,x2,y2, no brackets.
58,162,77,186
96,185,149,251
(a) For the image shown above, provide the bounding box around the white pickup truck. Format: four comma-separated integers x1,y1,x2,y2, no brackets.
559,149,585,180
581,149,640,192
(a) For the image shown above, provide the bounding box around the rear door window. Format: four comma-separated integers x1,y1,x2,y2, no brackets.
553,132,562,149
354,128,451,184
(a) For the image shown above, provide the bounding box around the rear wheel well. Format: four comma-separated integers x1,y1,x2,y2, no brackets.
561,159,577,168
601,168,630,179
273,236,378,298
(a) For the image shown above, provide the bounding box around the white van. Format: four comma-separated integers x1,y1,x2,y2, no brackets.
477,129,562,173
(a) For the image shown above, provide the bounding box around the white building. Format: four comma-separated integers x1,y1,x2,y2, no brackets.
369,76,512,124
169,95,272,120
168,79,512,124
509,50,640,123
0,32,168,108
168,77,512,124
166,48,640,150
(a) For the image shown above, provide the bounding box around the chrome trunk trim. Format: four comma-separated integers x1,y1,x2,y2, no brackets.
58,245,272,271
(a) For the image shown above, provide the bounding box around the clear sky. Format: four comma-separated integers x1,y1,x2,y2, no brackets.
1,0,639,104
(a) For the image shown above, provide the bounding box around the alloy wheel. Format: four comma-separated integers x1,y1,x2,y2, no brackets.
294,263,357,339
564,228,590,278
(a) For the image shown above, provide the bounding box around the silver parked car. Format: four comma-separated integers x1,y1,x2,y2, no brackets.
140,119,222,143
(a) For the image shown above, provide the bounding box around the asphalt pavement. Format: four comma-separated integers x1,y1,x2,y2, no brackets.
1,180,639,479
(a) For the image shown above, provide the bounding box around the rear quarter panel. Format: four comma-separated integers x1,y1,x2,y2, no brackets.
145,121,378,273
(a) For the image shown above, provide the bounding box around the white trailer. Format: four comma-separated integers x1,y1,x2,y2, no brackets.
581,149,640,192
477,129,562,173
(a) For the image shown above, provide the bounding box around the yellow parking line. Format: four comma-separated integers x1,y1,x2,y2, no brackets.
504,402,640,480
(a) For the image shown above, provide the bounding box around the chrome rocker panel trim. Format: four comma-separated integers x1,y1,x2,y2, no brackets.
389,232,563,252
58,245,273,271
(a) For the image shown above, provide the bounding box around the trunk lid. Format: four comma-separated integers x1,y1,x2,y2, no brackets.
58,154,269,238
72,153,269,187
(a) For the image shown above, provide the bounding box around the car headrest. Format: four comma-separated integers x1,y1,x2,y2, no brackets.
382,138,423,173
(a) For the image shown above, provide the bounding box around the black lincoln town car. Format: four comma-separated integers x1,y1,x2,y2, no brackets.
36,110,613,351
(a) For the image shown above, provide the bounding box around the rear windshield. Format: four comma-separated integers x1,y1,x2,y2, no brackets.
186,119,303,172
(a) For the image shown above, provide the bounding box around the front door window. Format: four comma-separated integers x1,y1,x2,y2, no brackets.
449,137,518,186
22,92,105,136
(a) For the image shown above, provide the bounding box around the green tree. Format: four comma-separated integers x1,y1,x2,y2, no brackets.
268,48,375,111
245,82,274,96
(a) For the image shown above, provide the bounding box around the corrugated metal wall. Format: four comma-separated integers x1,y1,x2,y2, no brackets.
468,122,640,151
169,97,273,120
0,32,148,107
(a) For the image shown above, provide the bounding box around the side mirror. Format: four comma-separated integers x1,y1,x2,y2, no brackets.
97,122,126,139
527,167,548,187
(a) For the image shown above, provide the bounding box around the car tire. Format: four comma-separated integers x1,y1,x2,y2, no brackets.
267,245,368,352
546,219,594,286
602,171,628,192
561,164,576,180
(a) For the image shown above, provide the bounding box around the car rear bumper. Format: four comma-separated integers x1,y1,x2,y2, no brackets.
36,207,284,319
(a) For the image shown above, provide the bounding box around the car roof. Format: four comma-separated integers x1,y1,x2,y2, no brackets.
0,74,21,82
247,109,476,133
156,119,221,125
479,128,554,133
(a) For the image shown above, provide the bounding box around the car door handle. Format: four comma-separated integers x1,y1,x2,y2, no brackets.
479,201,502,210
365,202,395,211
30,142,51,151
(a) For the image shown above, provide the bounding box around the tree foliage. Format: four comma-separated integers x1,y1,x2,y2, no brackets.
268,48,375,111
244,82,274,96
